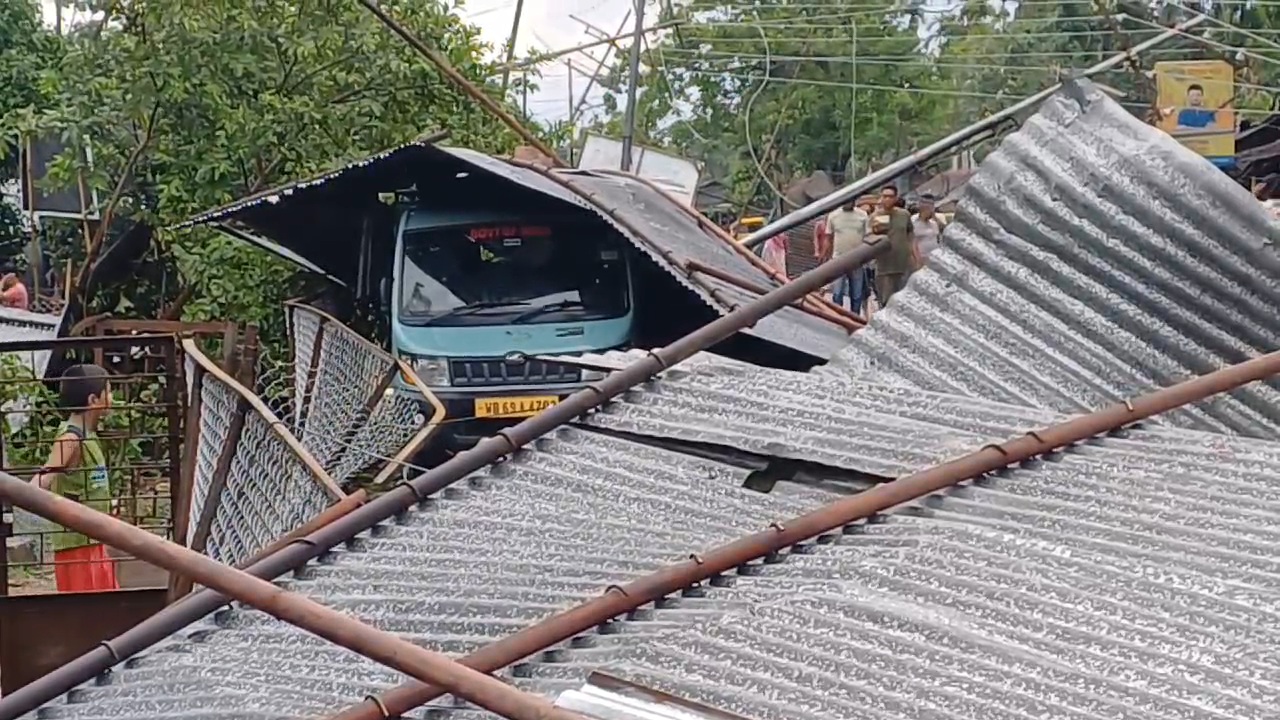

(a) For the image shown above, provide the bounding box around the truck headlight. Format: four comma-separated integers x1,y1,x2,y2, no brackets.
401,355,450,386
581,368,607,382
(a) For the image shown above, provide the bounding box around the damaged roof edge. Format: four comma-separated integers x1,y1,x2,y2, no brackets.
167,129,450,231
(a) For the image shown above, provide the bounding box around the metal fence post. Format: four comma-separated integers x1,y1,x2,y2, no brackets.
299,315,328,428
173,396,248,598
168,360,204,602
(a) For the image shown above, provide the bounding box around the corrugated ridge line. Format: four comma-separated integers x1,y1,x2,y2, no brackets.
26,430,834,720
819,85,1280,440
580,433,1280,720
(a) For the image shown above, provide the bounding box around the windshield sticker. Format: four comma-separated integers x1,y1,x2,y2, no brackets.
468,225,552,241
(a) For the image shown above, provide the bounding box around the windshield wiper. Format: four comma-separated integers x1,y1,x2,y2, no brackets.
511,300,586,323
425,300,531,323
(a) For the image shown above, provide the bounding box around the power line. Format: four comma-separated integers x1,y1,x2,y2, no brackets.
673,67,1280,114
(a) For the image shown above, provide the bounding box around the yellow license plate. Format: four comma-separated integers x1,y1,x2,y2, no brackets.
474,395,560,419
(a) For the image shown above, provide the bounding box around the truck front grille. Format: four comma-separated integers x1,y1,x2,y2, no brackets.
449,357,582,387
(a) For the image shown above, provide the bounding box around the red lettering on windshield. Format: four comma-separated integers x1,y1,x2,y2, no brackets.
468,225,553,241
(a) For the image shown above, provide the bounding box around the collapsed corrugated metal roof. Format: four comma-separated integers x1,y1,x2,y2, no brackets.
555,348,1062,478
173,142,852,360
27,405,1280,720
817,80,1280,439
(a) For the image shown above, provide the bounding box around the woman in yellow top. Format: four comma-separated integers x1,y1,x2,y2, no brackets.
30,364,119,593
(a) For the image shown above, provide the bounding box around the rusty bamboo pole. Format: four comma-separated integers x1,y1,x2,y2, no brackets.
329,346,1280,720
0,476,584,720
356,0,564,166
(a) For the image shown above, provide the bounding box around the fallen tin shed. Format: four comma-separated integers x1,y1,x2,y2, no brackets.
174,140,856,362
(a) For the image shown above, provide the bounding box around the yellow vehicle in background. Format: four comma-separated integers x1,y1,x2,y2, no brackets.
732,215,766,242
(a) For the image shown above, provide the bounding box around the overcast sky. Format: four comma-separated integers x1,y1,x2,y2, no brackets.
462,0,634,123
40,0,631,123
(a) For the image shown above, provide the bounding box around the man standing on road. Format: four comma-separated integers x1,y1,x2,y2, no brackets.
824,200,871,314
867,185,915,307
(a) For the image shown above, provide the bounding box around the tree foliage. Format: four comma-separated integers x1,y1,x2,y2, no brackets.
588,0,1280,212
1,0,556,338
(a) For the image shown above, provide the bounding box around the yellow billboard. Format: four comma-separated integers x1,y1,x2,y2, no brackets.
1155,60,1235,163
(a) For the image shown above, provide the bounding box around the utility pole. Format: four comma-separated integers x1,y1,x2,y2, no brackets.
619,0,646,172
849,18,858,180
500,0,526,94
567,61,576,165
570,10,632,124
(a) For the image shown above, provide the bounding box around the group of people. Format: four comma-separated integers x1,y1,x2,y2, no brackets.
813,186,945,314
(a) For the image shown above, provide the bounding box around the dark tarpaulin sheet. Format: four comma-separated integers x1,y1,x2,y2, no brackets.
818,80,1280,439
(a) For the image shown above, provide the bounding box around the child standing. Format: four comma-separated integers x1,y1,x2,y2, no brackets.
30,364,119,592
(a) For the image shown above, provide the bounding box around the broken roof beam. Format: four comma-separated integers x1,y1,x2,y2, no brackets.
740,14,1209,250
326,339,1280,720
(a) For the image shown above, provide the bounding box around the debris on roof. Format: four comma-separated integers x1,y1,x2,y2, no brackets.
554,673,757,720
819,80,1280,439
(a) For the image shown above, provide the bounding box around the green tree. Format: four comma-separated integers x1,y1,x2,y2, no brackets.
2,0,556,336
583,0,1280,211
0,0,62,263
586,1,962,210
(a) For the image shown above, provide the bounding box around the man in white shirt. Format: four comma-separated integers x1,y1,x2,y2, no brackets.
825,200,871,314
911,193,945,264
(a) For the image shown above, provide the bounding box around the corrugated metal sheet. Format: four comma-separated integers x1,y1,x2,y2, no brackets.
24,429,835,720
27,409,1280,720
596,431,1280,720
817,81,1280,439
557,349,1063,478
0,306,62,377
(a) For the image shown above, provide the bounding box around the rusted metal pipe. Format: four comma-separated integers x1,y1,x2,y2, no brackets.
329,346,1280,720
0,241,888,720
355,0,565,166
684,259,861,332
0,476,584,720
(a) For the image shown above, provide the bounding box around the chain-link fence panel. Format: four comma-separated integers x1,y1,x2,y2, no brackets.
281,302,444,487
178,340,343,574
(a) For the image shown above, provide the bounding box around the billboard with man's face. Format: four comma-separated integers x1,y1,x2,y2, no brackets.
1155,60,1235,165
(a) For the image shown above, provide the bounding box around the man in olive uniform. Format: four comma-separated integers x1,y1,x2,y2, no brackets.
866,185,917,306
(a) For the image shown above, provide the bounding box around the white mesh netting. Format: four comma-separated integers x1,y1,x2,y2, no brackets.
181,303,439,567
260,303,440,486
183,347,341,568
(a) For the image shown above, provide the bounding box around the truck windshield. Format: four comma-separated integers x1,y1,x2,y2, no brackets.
399,221,630,327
